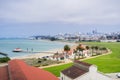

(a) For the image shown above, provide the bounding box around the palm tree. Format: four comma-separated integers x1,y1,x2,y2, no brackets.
76,44,85,58
73,49,77,61
91,46,95,56
55,52,59,61
99,47,103,54
79,48,84,58
76,44,80,58
86,46,90,56
95,46,99,55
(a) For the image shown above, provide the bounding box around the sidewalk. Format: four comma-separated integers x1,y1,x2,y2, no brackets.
106,73,120,80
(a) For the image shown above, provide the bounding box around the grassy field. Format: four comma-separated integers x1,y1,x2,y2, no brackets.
44,42,120,77
83,42,120,73
44,63,73,77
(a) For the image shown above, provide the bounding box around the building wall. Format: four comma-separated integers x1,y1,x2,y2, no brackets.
74,73,89,80
60,73,72,80
75,66,111,80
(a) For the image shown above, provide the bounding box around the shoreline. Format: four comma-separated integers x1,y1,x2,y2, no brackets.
10,41,77,59
10,48,63,59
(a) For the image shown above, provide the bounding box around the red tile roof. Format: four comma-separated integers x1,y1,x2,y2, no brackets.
9,59,59,80
28,66,58,80
8,59,30,80
0,66,9,80
0,59,59,80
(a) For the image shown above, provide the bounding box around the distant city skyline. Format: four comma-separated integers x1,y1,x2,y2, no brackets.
0,0,120,37
1,25,120,38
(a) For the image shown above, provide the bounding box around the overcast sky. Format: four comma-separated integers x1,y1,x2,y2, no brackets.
0,0,120,37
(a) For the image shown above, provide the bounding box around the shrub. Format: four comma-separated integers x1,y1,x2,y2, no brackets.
42,63,49,66
0,57,10,63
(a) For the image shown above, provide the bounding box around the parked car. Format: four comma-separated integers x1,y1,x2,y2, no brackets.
116,73,120,78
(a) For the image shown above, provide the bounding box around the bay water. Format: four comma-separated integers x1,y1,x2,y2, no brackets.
0,39,68,58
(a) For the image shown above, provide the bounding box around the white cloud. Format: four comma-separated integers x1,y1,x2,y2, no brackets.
0,0,120,24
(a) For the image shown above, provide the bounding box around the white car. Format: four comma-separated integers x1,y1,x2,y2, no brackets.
116,73,120,78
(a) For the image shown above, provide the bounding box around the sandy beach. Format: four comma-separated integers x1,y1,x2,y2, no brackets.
11,41,77,59
11,49,61,59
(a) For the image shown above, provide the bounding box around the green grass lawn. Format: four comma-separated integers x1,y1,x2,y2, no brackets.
44,42,120,77
44,63,73,77
83,42,120,73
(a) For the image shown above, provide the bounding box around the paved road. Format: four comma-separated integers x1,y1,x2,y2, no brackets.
106,73,120,80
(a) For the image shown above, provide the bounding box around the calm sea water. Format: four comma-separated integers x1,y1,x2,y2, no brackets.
0,39,67,58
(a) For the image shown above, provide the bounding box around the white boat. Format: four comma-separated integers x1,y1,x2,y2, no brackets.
12,48,22,52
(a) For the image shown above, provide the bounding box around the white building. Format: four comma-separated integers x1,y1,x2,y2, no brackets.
60,61,112,80
100,40,117,42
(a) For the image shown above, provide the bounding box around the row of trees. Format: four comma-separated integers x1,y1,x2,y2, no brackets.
90,46,108,55
64,44,108,60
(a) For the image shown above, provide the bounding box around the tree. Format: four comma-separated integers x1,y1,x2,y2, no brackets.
86,46,90,50
85,46,90,56
95,46,99,55
76,44,85,58
73,49,77,61
50,37,57,41
64,45,70,59
91,46,95,56
100,47,108,54
99,47,103,54
76,44,84,51
64,45,70,52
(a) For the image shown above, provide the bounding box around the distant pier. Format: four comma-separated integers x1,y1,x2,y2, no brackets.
0,52,8,57
15,51,56,54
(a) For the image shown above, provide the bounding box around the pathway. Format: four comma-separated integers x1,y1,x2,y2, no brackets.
40,51,112,68
106,73,120,80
